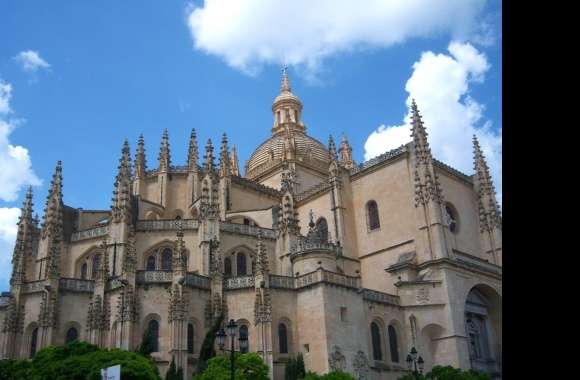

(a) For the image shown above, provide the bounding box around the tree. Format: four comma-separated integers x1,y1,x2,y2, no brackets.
303,371,355,380
0,341,161,380
138,328,154,357
397,365,492,380
195,313,224,375
165,356,178,380
193,352,269,380
285,353,306,380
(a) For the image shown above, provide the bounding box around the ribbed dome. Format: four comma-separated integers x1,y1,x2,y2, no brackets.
245,132,329,178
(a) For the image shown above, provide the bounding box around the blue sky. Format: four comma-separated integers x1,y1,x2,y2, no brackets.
0,0,501,290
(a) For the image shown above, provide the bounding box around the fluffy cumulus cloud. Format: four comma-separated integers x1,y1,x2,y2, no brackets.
186,0,487,74
364,41,502,202
14,50,50,73
0,79,41,202
0,207,19,289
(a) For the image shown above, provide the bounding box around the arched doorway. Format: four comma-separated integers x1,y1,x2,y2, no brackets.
465,285,502,378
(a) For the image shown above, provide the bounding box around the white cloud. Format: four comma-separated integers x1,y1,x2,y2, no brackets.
363,41,502,202
186,0,488,75
14,50,50,73
0,207,19,289
0,79,42,202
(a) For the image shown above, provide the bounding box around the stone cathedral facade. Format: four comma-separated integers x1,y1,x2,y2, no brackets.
0,71,502,380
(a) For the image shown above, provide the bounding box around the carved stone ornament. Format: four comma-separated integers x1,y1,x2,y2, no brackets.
328,345,346,372
416,286,430,304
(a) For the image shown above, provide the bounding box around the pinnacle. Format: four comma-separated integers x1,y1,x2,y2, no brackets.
281,66,291,93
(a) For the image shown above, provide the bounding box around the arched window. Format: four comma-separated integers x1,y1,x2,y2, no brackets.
81,262,88,279
224,257,232,277
445,203,459,233
161,248,172,271
148,319,159,352
367,201,380,231
239,325,249,353
316,218,329,242
371,322,383,361
30,327,38,358
92,255,100,278
146,255,156,271
388,325,399,363
278,323,289,354
66,327,79,344
187,323,194,354
237,252,247,276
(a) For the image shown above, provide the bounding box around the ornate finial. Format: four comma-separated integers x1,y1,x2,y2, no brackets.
230,145,240,176
158,129,171,172
308,209,315,229
219,133,231,177
328,135,337,162
339,133,355,170
112,140,133,223
204,138,215,173
135,134,147,177
281,65,291,93
188,128,198,171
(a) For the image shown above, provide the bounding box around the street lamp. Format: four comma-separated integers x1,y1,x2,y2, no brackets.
406,346,425,379
216,319,248,380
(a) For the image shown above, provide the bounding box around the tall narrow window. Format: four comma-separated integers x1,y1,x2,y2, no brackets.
66,327,79,344
81,262,88,279
278,323,289,354
30,327,38,358
92,255,100,279
388,325,399,363
316,218,329,242
371,322,383,361
367,201,380,231
239,325,249,353
148,320,159,352
146,255,156,271
187,323,194,354
161,248,172,271
445,203,459,233
237,252,247,276
224,257,232,277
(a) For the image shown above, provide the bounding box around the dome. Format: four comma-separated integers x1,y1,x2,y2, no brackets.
245,132,329,178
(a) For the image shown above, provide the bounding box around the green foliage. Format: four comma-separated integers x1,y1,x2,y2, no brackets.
138,328,154,357
192,352,269,380
302,371,355,380
195,313,224,375
165,356,178,380
0,341,161,380
285,353,306,380
398,365,492,380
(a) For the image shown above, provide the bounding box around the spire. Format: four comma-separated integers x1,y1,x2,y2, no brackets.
473,135,501,229
111,140,133,224
158,129,171,172
328,135,338,162
135,134,146,178
339,134,355,170
188,128,199,171
10,187,34,286
42,161,63,234
281,65,291,93
410,100,443,206
230,145,240,176
219,133,231,177
203,139,215,173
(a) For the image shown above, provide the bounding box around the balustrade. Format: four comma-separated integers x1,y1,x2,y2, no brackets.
60,278,94,293
71,226,108,242
224,276,255,290
220,223,276,239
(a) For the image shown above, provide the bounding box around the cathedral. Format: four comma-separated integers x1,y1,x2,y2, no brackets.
0,70,502,380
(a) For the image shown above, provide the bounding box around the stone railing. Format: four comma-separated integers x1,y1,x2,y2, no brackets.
269,275,295,289
185,273,211,290
291,236,342,256
21,280,47,294
71,226,108,242
320,270,359,289
350,145,407,175
136,219,198,232
106,277,126,291
224,276,255,290
454,251,502,275
295,181,332,203
220,223,276,240
60,278,94,293
0,295,12,307
362,289,400,306
136,270,173,284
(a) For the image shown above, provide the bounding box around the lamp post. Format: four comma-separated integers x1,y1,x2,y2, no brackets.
406,346,425,380
216,319,249,380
